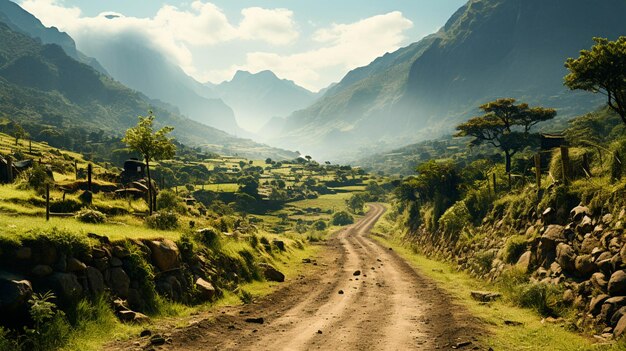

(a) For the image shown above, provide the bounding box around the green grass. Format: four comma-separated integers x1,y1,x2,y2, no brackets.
189,183,238,192
289,192,353,212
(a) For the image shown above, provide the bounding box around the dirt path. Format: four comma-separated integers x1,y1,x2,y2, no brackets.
109,204,483,351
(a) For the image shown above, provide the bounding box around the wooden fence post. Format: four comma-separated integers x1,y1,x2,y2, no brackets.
87,163,93,191
46,184,50,221
492,173,497,194
560,146,570,185
582,152,592,177
534,153,542,189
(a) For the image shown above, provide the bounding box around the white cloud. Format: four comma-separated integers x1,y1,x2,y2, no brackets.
221,12,413,90
19,1,413,91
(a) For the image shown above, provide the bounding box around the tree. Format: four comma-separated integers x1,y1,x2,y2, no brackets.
13,123,26,146
122,112,176,215
565,37,626,125
456,98,556,173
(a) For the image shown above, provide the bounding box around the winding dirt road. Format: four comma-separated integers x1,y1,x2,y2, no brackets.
110,204,482,351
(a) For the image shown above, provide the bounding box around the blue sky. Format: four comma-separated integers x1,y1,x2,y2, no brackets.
18,0,467,91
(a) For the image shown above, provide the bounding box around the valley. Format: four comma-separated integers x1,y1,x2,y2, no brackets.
0,0,625,350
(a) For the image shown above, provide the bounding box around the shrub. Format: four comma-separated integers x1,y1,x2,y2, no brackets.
50,199,82,213
197,226,221,249
549,147,591,182
331,211,354,226
146,211,178,230
75,208,107,224
0,327,18,351
438,201,471,240
18,163,52,194
25,291,71,351
156,190,187,214
503,235,528,264
312,220,327,231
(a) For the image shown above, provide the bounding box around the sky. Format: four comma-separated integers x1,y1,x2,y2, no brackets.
16,0,467,92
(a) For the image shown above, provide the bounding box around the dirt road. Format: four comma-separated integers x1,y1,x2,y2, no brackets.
111,204,482,351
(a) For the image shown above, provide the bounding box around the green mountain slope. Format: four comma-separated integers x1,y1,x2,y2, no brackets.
274,0,625,161
0,23,296,160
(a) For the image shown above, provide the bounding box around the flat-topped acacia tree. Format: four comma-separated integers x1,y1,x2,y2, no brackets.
456,98,556,176
565,37,626,125
123,112,176,215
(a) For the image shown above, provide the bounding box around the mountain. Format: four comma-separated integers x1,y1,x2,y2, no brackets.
0,0,107,74
72,29,241,135
212,70,318,133
0,21,296,160
272,0,625,161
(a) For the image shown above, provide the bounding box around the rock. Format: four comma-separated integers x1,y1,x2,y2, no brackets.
40,245,58,265
601,297,626,324
615,315,626,338
112,246,131,259
317,330,323,334
110,257,123,267
92,247,108,259
259,263,285,282
110,267,131,297
195,278,216,301
50,273,83,302
470,291,501,302
609,271,626,296
556,243,576,272
571,205,591,222
612,306,626,327
589,294,609,315
620,245,626,265
542,208,556,225
578,216,594,235
353,270,361,276
609,238,621,255
0,277,32,315
591,272,608,292
118,310,150,324
603,214,614,224
85,267,105,295
140,329,152,337
150,334,166,346
15,247,32,260
516,251,532,273
272,240,286,251
78,190,93,204
245,317,264,324
563,289,575,305
93,257,109,271
581,236,601,255
338,290,344,295
302,258,312,264
542,225,566,244
146,240,180,271
575,255,596,277
31,265,53,277
66,258,87,272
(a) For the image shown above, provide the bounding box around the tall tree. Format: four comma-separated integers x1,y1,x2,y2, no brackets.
123,112,176,215
565,37,626,125
456,98,556,173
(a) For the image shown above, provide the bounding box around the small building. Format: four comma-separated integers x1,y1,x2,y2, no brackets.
540,133,566,150
120,158,146,184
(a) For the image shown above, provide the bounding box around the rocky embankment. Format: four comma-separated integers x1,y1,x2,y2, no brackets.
0,230,286,330
410,204,626,339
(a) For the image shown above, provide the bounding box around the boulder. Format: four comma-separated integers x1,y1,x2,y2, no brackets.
40,245,58,265
575,255,596,277
195,278,216,301
556,243,576,272
577,216,594,235
0,277,32,314
615,315,626,338
571,205,591,222
259,263,285,282
602,297,626,324
15,247,32,260
591,272,608,292
117,310,150,324
542,208,556,225
31,265,53,277
542,225,566,245
589,294,609,316
112,246,131,259
612,306,626,327
110,267,131,298
50,273,83,302
581,236,601,255
85,267,105,295
516,251,532,273
147,240,180,271
66,258,87,272
609,270,626,296
470,291,501,302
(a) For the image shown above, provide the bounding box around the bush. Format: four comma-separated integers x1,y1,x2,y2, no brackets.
156,190,187,214
312,220,327,231
331,211,354,226
438,201,471,240
503,235,528,264
75,208,107,224
50,199,82,213
18,163,52,194
146,211,178,230
25,291,71,351
197,226,221,249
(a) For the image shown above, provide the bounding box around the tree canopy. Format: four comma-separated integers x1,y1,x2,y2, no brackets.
565,37,626,125
456,98,556,172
